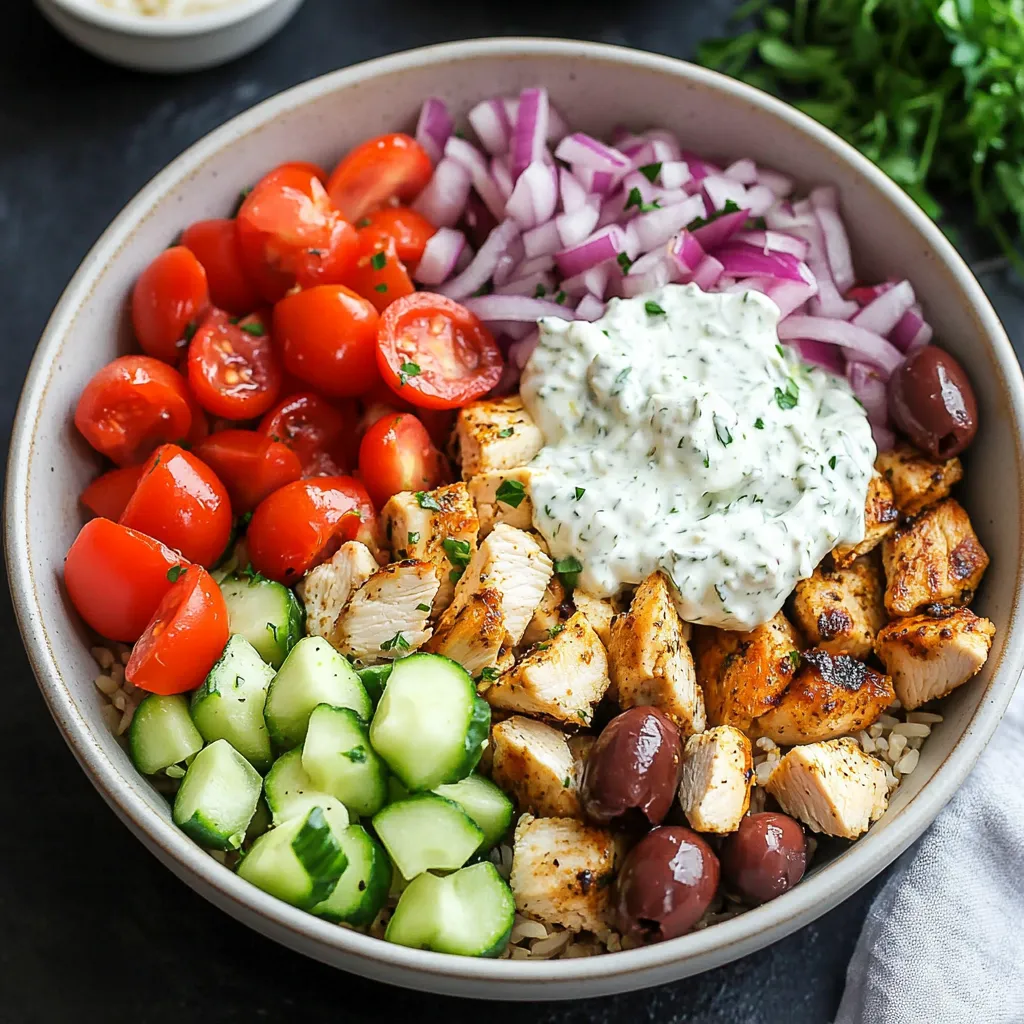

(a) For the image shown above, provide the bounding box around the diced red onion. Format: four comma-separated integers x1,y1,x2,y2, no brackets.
620,250,674,298
596,188,628,228
891,305,933,353
511,87,550,181
438,219,520,300
555,225,628,278
850,280,916,337
411,158,471,228
493,232,525,288
734,230,809,260
724,158,758,185
778,316,903,375
757,168,794,197
725,276,773,295
555,133,631,174
560,263,610,298
848,362,889,423
668,230,706,279
692,255,725,290
872,424,896,451
643,130,681,161
523,219,562,259
621,171,659,205
461,193,498,250
453,243,473,274
574,295,606,321
691,208,750,251
412,227,465,286
703,175,749,212
631,197,706,251
491,321,533,342
547,104,569,144
559,168,588,214
491,158,513,200
513,254,556,278
468,98,511,155
793,339,846,375
575,168,619,195
744,185,777,217
681,151,719,183
494,271,557,297
714,243,809,283
811,186,855,293
508,328,540,374
415,97,454,165
503,97,519,126
652,188,689,207
788,214,859,319
659,161,692,190
463,295,572,323
505,162,558,229
762,276,818,318
556,202,601,247
444,136,507,221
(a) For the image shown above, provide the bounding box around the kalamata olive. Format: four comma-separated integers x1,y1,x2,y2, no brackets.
719,812,807,905
888,345,978,459
612,826,720,942
580,706,682,826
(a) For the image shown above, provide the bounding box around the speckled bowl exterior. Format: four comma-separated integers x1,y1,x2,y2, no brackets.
6,39,1024,1000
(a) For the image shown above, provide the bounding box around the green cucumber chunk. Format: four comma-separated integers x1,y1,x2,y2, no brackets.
312,824,391,927
219,572,304,669
263,748,350,833
434,774,514,850
357,663,391,708
129,693,204,776
372,793,483,880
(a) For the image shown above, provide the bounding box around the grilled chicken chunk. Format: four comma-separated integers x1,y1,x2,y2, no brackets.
678,726,752,834
485,612,610,726
296,541,379,645
876,443,963,517
334,559,440,664
491,716,581,818
790,556,886,659
423,587,513,678
438,523,553,647
521,575,569,649
881,498,989,617
380,482,479,616
833,472,900,568
468,467,534,537
608,571,706,736
875,608,995,710
766,737,889,839
755,648,895,745
693,611,801,733
572,591,615,648
455,396,544,479
510,814,616,933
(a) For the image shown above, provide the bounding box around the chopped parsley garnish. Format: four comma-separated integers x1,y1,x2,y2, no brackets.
644,300,666,316
775,343,785,358
575,709,588,722
356,217,372,228
638,162,662,183
611,365,632,395
238,510,253,529
416,603,431,613
449,568,464,584
686,198,742,232
182,320,198,344
574,486,586,501
380,632,411,652
774,378,800,410
374,283,388,293
342,746,368,763
239,563,270,586
166,565,184,583
370,251,387,270
624,187,661,213
495,478,527,508
548,623,565,638
617,252,633,273
703,453,711,468
534,283,547,298
554,555,583,588
398,361,421,386
232,186,253,216
478,667,500,683
754,417,765,429
714,415,734,446
415,491,441,512
240,320,266,337
788,650,802,669
562,776,572,788
829,455,838,469
554,290,568,305
497,426,515,438
408,531,420,545
442,537,472,569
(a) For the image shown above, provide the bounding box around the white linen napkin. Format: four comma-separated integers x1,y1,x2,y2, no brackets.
835,681,1024,1024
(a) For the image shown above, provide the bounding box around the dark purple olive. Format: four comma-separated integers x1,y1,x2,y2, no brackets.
719,812,807,905
580,706,682,826
613,826,720,942
888,345,978,459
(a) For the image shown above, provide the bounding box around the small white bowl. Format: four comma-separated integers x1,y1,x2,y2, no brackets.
34,0,305,73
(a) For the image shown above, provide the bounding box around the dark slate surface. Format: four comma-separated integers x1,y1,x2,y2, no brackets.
1,2,1021,1021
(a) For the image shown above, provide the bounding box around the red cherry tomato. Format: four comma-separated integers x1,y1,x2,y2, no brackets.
131,247,210,364
64,518,185,642
119,444,233,567
259,392,359,476
80,465,145,522
236,164,359,303
184,392,211,447
358,206,436,265
126,564,229,695
180,218,261,316
358,412,448,508
273,284,381,398
327,134,434,222
247,476,375,584
194,430,303,513
358,363,455,448
74,355,193,467
186,309,282,420
376,293,503,409
344,231,415,313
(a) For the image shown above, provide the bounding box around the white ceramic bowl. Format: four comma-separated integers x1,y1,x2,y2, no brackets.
7,38,1024,1001
34,0,305,72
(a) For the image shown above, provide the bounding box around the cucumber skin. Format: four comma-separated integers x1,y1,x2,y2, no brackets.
357,664,391,708
434,775,514,850
372,793,484,879
448,863,515,958
220,573,305,669
313,825,390,927
290,807,349,909
128,693,204,776
455,695,491,784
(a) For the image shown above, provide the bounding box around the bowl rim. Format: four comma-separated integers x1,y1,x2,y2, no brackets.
7,36,1024,992
43,0,287,36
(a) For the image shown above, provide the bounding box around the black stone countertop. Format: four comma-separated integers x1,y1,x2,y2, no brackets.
2,3,1021,1021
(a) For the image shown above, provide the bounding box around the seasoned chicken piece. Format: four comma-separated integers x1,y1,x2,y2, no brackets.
875,608,995,710
692,611,801,733
455,396,544,479
608,572,705,736
486,612,610,726
833,472,899,567
876,443,963,517
334,560,440,665
296,541,378,645
510,814,615,933
491,716,581,818
521,575,569,649
766,737,889,839
881,498,989,617
380,483,479,616
678,726,752,834
754,648,895,745
438,523,553,647
468,467,534,537
790,556,886,659
572,591,615,648
423,588,513,679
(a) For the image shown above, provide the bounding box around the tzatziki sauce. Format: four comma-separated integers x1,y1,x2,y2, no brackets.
519,283,876,630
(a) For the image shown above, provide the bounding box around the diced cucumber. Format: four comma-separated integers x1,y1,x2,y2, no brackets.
369,653,490,791
173,739,262,850
190,635,275,771
263,748,350,833
385,863,514,957
220,572,304,669
357,664,392,708
129,693,204,776
388,776,410,804
434,775,514,850
237,806,348,910
264,637,371,750
301,705,389,817
372,794,484,880
246,798,272,843
312,824,390,926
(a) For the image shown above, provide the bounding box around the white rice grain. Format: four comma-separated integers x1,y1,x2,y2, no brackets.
906,711,943,724
91,646,115,670
890,722,931,739
895,748,920,775
530,931,572,958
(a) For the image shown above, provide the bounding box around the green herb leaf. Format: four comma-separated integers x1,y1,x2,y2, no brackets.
554,290,568,304
370,251,387,270
182,320,198,344
714,415,734,446
638,162,662,183
240,320,265,337
624,187,662,213
788,649,801,668
415,491,441,512
686,199,741,232
166,565,184,583
342,746,368,763
534,283,547,298
495,478,527,508
574,486,586,500
374,283,388,293
617,252,633,273
829,455,838,469
449,568,464,584
497,427,515,438
554,555,583,588
380,632,411,652
398,361,421,387
442,537,472,568
356,217,372,228
416,603,431,613
754,417,765,429
478,666,499,683
775,377,800,410
644,300,666,316
408,531,420,545
548,623,565,638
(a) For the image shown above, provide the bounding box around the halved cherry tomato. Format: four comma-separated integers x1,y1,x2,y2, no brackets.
358,358,455,448
180,218,261,315
194,430,303,513
132,246,210,363
344,231,415,313
64,518,184,642
358,207,436,266
120,443,233,567
126,564,229,695
187,309,282,420
259,392,359,476
274,160,328,185
328,134,433,222
74,355,194,467
247,476,375,584
273,285,380,397
358,412,448,509
376,293,503,409
236,164,359,303
184,392,210,447
80,465,145,522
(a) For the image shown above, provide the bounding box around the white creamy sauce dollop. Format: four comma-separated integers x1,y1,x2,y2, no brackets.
520,284,875,630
